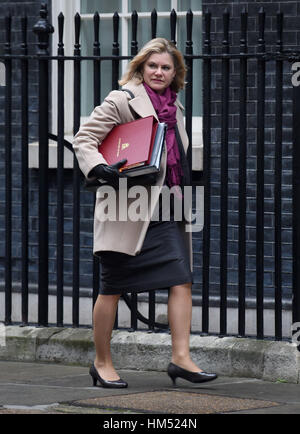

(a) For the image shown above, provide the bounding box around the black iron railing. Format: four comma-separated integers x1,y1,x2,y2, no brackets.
0,3,300,342
200,7,300,340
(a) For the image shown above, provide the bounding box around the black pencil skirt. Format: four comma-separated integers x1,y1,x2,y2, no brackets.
98,219,193,295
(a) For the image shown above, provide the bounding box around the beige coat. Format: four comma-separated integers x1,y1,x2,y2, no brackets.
73,79,192,266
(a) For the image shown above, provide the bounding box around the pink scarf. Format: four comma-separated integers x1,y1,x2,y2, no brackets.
143,83,183,187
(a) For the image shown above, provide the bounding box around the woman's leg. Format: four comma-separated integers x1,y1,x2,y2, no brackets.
168,283,202,372
92,293,121,380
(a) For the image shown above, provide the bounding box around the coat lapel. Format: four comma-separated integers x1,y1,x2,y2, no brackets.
122,80,159,120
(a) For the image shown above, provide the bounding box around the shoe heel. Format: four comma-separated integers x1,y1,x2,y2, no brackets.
168,373,177,386
89,366,98,387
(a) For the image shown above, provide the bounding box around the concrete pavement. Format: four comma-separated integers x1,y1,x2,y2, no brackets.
0,360,300,414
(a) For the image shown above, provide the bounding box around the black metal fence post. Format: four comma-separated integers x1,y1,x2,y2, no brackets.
274,11,284,340
21,14,29,326
292,66,300,327
238,8,248,337
56,12,65,327
112,12,120,90
202,9,211,334
220,9,230,336
92,12,101,308
130,10,138,331
256,7,266,339
33,3,54,327
185,9,193,175
4,13,12,325
73,13,81,327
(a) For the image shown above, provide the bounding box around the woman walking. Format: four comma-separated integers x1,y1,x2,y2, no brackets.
73,38,217,388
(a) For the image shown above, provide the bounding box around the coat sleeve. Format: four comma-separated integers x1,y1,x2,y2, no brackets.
72,90,131,178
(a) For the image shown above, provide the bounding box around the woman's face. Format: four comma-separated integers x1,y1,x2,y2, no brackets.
142,52,176,94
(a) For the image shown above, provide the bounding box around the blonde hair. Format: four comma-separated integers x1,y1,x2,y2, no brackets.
119,38,187,93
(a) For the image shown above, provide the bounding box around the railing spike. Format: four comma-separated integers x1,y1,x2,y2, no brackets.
170,9,177,45
58,12,64,51
151,9,157,39
94,11,100,46
131,10,138,55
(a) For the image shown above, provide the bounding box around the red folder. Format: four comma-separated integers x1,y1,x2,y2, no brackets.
98,116,158,171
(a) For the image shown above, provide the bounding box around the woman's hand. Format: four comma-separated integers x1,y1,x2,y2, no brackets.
88,160,158,190
89,159,128,189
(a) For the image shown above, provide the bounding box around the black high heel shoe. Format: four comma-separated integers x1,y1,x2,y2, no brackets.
167,362,217,386
89,364,128,388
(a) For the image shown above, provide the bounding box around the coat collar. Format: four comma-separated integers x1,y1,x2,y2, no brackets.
122,79,185,121
122,79,158,120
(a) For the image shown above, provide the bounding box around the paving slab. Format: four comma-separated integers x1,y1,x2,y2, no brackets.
0,360,300,414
